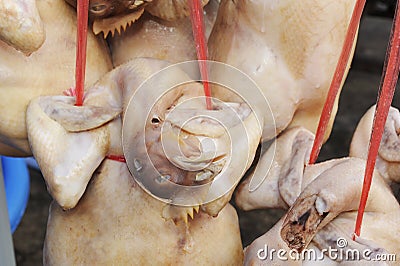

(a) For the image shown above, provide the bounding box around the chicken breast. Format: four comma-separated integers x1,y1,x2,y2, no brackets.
208,0,357,141
44,159,244,265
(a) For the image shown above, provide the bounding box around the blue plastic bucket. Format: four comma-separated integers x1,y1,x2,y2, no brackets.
2,156,30,233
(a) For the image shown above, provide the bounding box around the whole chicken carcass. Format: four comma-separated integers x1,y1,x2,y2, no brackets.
27,58,260,263
0,0,112,157
236,127,400,265
208,0,357,141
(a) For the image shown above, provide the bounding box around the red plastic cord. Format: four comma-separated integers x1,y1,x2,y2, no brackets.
189,0,212,110
354,1,400,239
75,0,89,106
106,155,126,163
309,0,366,164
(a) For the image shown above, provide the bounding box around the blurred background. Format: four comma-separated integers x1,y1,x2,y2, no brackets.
10,1,400,264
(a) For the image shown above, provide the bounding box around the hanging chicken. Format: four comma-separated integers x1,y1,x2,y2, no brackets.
3,0,386,264
30,58,255,264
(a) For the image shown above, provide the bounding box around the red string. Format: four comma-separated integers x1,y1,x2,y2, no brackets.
353,1,400,239
75,0,89,106
189,0,212,110
106,155,126,163
309,0,366,164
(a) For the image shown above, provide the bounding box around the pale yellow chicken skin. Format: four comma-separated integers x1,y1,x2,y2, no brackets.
208,0,357,141
0,0,112,156
44,159,244,265
236,127,400,265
